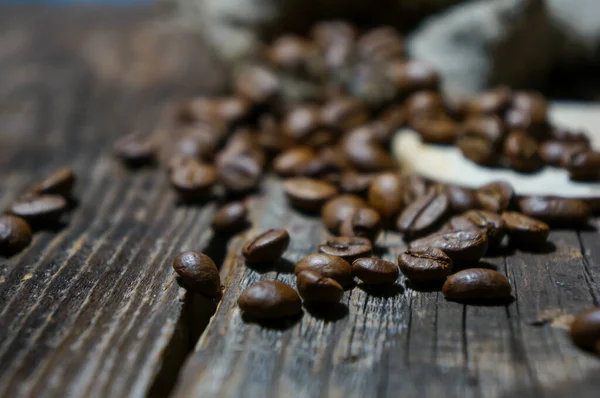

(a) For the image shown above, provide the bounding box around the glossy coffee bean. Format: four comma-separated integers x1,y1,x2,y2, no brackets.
296,270,344,304
396,187,450,239
113,133,156,167
518,197,590,226
538,140,588,167
368,173,404,220
397,247,452,283
352,257,399,285
562,150,600,181
476,181,514,213
321,97,369,131
457,136,497,166
406,91,444,122
170,161,218,201
442,268,512,302
512,91,548,124
503,131,543,173
386,60,439,94
341,126,396,172
339,172,375,196
8,195,67,225
173,123,222,162
294,253,353,287
461,115,506,144
172,251,221,297
31,167,76,198
242,229,290,265
318,236,372,264
570,307,600,352
284,178,338,213
339,207,382,241
469,86,512,115
445,185,479,213
409,229,489,264
401,174,429,205
282,105,322,142
501,211,549,248
0,215,32,255
273,147,319,177
216,148,264,194
321,194,369,233
212,202,248,233
238,280,302,319
411,116,459,145
446,210,506,248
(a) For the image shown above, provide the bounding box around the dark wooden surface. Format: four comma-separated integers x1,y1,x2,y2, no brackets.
1,6,600,398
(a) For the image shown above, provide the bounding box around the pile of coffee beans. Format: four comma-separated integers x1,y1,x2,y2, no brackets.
1,167,76,257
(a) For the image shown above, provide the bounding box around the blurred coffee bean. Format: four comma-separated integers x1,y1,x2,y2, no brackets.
518,197,590,226
321,194,369,233
321,97,369,132
456,136,497,166
235,65,280,105
212,202,248,233
368,173,404,221
114,133,156,167
357,26,405,62
400,174,430,205
310,20,357,49
562,150,600,181
170,160,218,201
282,104,323,143
318,236,373,264
570,307,600,353
512,91,548,124
411,116,459,145
476,181,514,213
284,177,339,213
341,124,396,172
502,131,543,173
339,172,375,196
386,60,439,95
0,215,32,255
378,103,407,131
538,140,589,167
406,91,444,123
172,251,221,297
31,167,76,198
469,86,512,116
397,186,450,239
445,185,479,213
339,207,382,241
273,147,319,177
445,210,507,248
7,195,67,226
266,35,312,72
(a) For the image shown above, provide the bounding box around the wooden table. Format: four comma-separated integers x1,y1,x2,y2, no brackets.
1,6,599,398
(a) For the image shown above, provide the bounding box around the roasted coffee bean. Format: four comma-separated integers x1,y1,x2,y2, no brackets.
357,26,405,62
321,97,369,131
273,147,319,177
397,247,452,283
31,167,76,198
562,150,600,181
442,268,512,302
266,35,312,71
339,207,382,241
321,194,369,233
341,126,396,172
284,178,339,213
170,161,218,201
296,270,344,304
0,215,32,255
504,108,549,141
570,307,600,352
282,105,322,142
173,123,223,162
238,280,302,319
310,20,357,48
378,103,407,131
295,253,353,287
401,174,429,205
446,210,506,248
410,229,489,264
368,173,404,220
406,91,444,122
445,185,479,213
444,96,468,121
476,181,514,213
352,257,399,285
469,86,512,115
216,149,264,194
172,251,221,297
501,211,549,248
180,97,251,129
503,131,543,173
457,136,497,166
113,133,156,166
397,186,450,239
512,91,548,124
386,60,439,95
7,195,67,225
339,172,375,196
242,229,290,265
538,140,588,167
411,115,459,145
235,65,280,105
318,236,372,264
212,202,248,233
518,197,590,226
550,126,590,144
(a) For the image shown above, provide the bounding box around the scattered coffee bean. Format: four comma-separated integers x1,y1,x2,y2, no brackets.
410,229,489,264
295,253,353,287
318,236,372,264
502,131,543,173
339,172,375,196
352,257,399,285
266,35,312,72
501,211,550,248
321,194,369,233
7,195,67,225
238,280,302,319
570,307,600,352
284,177,338,213
538,140,588,167
412,116,459,145
442,268,512,302
296,270,344,304
172,251,221,297
339,207,382,241
235,65,280,105
445,210,506,248
518,197,590,226
341,125,396,172
216,148,264,194
321,97,369,131
512,91,548,124
476,181,514,213
273,147,319,177
401,174,429,205
242,229,290,265
469,86,512,115
562,150,600,181
0,215,32,255
282,105,322,143
368,173,404,220
31,167,76,198
445,185,479,213
397,247,452,283
212,202,248,233
170,161,217,201
396,186,449,239
114,133,156,167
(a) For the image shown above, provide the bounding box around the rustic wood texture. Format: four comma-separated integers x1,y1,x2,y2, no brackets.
1,5,600,398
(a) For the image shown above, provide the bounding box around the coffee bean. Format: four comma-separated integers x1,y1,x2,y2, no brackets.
476,181,514,213
31,167,76,198
321,194,369,233
352,257,399,285
282,105,323,143
341,125,396,172
339,207,382,241
570,307,600,352
172,251,221,297
212,202,248,233
501,211,549,248
235,65,280,105
295,253,353,287
442,268,512,302
378,103,407,132
457,136,497,166
446,210,506,248
512,91,548,124
518,197,590,226
411,116,459,145
216,146,264,194
273,147,319,177
0,215,32,255
174,123,223,161
401,174,429,205
8,195,67,225
339,172,375,196
266,35,312,72
318,236,372,264
397,186,449,239
551,126,590,144
397,247,452,283
238,280,302,319
357,26,405,62
562,150,600,181
284,177,339,213
539,140,588,167
180,97,251,129
504,108,549,141
406,91,444,123
113,133,156,167
469,86,512,115
409,229,489,264
296,270,344,304
445,185,479,213
386,60,439,95
368,173,404,220
170,161,217,201
321,97,369,131
311,20,357,48
242,229,290,265
503,131,543,173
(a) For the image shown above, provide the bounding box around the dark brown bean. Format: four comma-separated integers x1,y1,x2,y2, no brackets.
386,60,439,95
273,147,319,177
321,194,369,233
442,268,512,302
570,307,600,352
352,257,399,285
170,161,218,201
456,136,498,166
503,131,543,173
295,253,353,287
562,150,600,181
113,133,156,167
501,211,549,248
238,280,302,319
284,178,339,213
476,181,514,213
31,167,76,197
282,105,322,143
538,140,589,167
445,185,479,213
242,229,290,264
357,26,405,62
396,186,450,239
216,145,264,194
266,35,312,71
409,229,489,264
318,236,372,264
512,91,548,124
469,86,512,115
7,195,67,225
235,65,280,105
406,91,444,122
378,103,407,132
0,215,32,255
296,270,344,304
173,123,223,162
400,174,429,205
368,173,404,220
518,197,590,226
339,172,375,196
397,247,452,283
445,210,506,248
212,202,248,233
341,126,396,172
339,207,382,241
311,20,357,48
411,116,459,145
172,251,221,297
321,97,369,131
